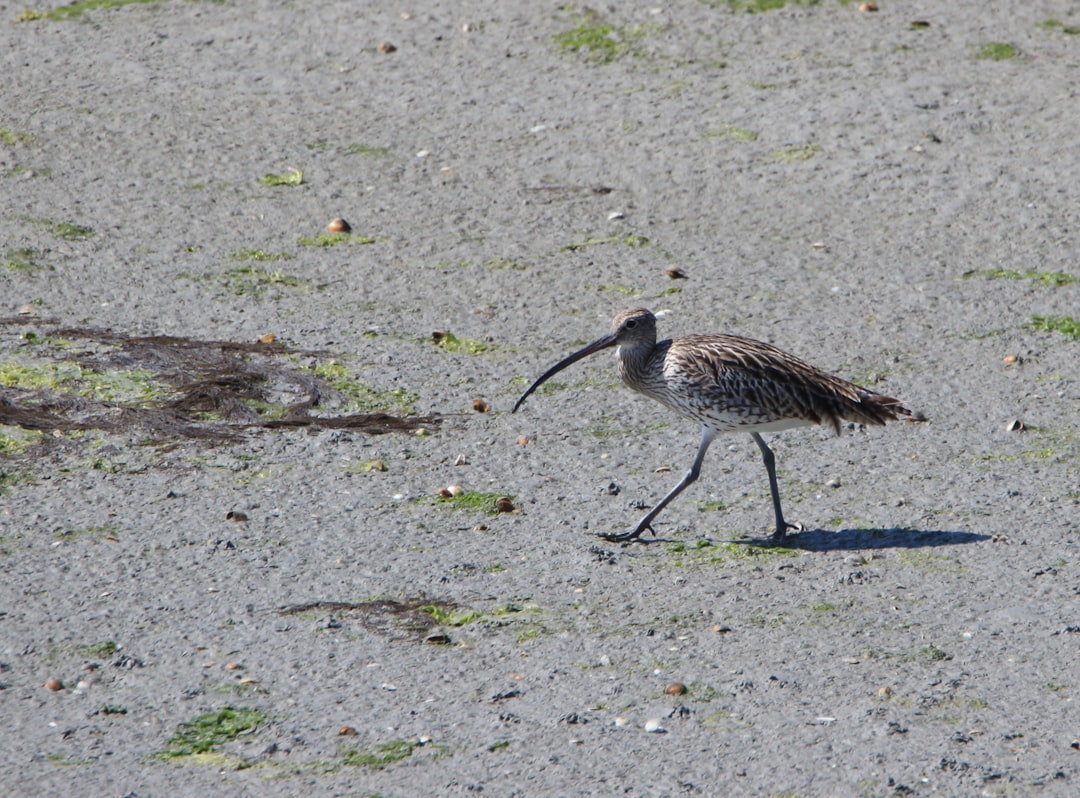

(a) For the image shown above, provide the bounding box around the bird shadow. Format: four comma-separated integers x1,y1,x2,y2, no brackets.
725,527,990,552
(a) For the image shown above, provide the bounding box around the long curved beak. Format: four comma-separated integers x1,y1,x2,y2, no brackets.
512,332,618,413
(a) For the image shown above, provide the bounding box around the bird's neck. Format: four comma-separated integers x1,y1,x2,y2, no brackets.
617,340,662,391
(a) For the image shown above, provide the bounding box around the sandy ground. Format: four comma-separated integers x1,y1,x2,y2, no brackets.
2,0,1079,795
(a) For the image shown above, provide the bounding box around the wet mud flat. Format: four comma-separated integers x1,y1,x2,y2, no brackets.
2,1,1079,795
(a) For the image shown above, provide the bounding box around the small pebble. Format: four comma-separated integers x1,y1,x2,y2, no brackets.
877,686,893,698
327,218,351,234
377,41,397,53
44,678,63,691
664,266,687,280
338,726,358,736
614,716,629,727
1006,419,1025,432
258,333,275,344
826,478,841,488
664,683,687,696
607,211,625,220
472,399,489,413
644,718,667,733
495,496,515,513
858,2,878,10
1003,354,1018,364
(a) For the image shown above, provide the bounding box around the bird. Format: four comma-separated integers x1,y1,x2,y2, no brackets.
513,308,914,544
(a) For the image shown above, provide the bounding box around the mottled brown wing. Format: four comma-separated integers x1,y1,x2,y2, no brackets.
666,334,910,434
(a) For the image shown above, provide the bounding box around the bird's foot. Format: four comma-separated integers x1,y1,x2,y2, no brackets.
599,523,654,543
769,520,803,546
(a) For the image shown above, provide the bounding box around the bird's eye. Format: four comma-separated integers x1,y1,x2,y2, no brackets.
625,320,637,329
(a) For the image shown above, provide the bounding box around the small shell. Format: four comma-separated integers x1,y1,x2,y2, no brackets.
377,41,397,53
258,332,276,344
858,2,878,10
44,677,64,691
644,718,667,733
472,399,489,413
664,266,687,280
338,726,358,736
494,496,514,513
1002,354,1018,364
327,218,351,234
664,683,687,696
877,686,893,698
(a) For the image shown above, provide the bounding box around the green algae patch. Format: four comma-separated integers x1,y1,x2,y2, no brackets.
1031,315,1080,340
977,42,1019,61
258,169,304,187
962,268,1076,287
18,0,160,22
0,360,163,405
431,330,491,355
435,490,516,516
158,706,268,759
296,232,375,247
340,738,418,769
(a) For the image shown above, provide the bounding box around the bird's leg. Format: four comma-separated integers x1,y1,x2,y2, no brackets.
601,428,716,542
750,432,796,544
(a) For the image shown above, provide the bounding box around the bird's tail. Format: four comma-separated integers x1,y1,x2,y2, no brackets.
831,389,918,434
